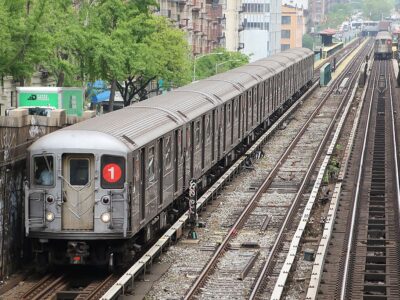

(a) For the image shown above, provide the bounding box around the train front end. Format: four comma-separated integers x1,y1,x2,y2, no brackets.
374,32,393,59
25,130,131,266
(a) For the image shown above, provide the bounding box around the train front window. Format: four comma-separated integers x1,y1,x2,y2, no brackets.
70,159,89,186
34,155,54,186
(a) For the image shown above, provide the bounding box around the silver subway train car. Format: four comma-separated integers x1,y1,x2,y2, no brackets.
25,48,314,267
374,31,393,59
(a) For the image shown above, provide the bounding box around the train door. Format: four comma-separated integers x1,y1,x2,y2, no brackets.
238,96,242,140
223,104,227,153
62,154,95,230
174,129,183,195
190,122,195,178
131,153,140,233
140,148,146,220
233,99,237,142
212,110,216,164
158,138,163,206
246,92,250,132
218,107,224,158
201,115,205,170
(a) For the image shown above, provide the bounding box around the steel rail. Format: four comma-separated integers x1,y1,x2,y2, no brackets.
388,61,400,233
184,39,373,300
269,40,369,300
22,274,67,300
249,37,373,300
339,60,381,300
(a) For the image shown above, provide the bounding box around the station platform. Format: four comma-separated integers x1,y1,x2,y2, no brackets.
314,38,359,70
393,59,399,78
331,38,369,81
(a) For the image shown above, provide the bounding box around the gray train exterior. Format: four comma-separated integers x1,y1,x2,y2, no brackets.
25,48,314,265
374,31,393,59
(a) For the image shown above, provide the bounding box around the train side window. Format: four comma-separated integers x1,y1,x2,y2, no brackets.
33,155,54,186
133,158,139,193
195,120,201,145
206,115,211,139
234,99,238,119
227,104,231,124
186,127,190,150
165,136,172,170
148,147,155,183
70,159,89,186
101,155,126,189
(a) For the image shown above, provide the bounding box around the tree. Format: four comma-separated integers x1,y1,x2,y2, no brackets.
84,0,191,109
362,0,394,20
0,3,12,79
302,34,314,50
194,48,250,81
324,3,353,29
43,0,87,87
115,15,191,105
0,0,51,86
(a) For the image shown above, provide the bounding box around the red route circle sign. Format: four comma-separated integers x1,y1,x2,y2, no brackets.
102,163,122,183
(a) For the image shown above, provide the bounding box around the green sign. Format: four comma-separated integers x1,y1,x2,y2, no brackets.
62,89,84,117
18,92,59,108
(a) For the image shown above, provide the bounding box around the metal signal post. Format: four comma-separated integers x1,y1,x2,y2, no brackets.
188,179,198,239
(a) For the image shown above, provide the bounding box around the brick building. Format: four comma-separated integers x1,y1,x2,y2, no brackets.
156,0,224,55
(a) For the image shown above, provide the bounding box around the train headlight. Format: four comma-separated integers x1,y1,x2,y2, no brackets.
45,211,55,222
101,212,111,223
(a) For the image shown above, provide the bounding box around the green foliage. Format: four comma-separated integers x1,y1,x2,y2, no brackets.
324,4,353,29
0,0,191,107
43,0,86,86
0,0,51,84
0,4,12,77
194,48,250,81
302,34,314,50
362,0,394,20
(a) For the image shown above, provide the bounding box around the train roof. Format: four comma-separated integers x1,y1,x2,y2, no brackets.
28,130,131,154
30,48,313,152
376,31,392,39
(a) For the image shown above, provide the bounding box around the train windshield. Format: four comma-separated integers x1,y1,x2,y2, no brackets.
70,159,89,186
33,155,54,186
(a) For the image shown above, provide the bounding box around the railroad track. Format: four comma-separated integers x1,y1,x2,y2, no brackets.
19,272,118,300
316,59,400,299
22,273,69,300
340,59,400,299
182,40,374,300
264,36,372,300
74,274,118,300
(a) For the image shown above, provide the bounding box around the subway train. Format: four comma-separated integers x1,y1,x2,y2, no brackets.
374,31,393,59
25,48,314,267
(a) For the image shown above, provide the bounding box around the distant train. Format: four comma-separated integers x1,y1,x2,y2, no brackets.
25,48,314,268
374,31,393,59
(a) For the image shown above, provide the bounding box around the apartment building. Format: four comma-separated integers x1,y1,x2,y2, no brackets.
221,0,243,51
239,0,281,61
157,0,223,55
281,4,305,51
308,0,327,29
